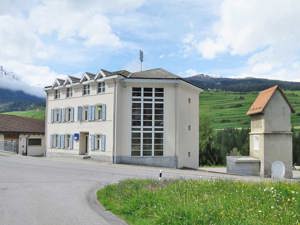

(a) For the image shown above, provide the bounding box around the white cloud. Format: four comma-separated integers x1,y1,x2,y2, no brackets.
0,0,145,96
184,0,300,81
28,0,124,48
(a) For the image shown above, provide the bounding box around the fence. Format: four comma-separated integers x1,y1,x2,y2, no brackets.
0,140,17,153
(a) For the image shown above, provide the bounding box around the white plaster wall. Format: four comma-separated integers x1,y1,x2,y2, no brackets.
0,134,4,142
264,91,291,132
264,134,293,178
176,83,200,169
46,79,115,159
250,115,264,133
19,134,45,156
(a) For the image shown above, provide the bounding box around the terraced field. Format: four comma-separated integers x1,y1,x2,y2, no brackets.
200,90,300,129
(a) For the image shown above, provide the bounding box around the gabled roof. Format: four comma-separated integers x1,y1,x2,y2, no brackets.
52,78,65,88
45,68,201,90
128,68,180,79
247,85,295,116
63,76,80,86
95,69,131,80
80,72,96,82
0,114,44,134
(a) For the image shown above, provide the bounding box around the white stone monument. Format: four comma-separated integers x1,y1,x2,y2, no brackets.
247,85,294,178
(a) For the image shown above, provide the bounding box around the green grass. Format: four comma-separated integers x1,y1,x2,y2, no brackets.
98,179,300,225
2,108,45,120
200,90,300,129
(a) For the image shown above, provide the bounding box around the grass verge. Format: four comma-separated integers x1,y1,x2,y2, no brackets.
97,179,300,225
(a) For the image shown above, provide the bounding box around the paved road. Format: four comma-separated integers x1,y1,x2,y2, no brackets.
0,154,297,225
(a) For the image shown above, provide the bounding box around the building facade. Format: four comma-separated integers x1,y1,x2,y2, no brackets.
45,68,201,168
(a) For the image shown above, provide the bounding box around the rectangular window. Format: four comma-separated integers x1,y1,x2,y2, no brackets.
131,87,164,156
65,108,72,122
66,88,72,98
83,106,89,121
97,82,105,93
92,134,106,151
96,105,103,120
54,90,60,99
83,84,90,95
54,109,60,123
28,138,42,146
65,134,71,149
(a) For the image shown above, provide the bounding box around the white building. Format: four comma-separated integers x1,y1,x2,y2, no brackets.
45,68,201,168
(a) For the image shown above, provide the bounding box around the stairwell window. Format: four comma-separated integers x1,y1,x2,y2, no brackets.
66,88,72,98
83,84,90,95
97,82,105,93
131,87,164,157
54,90,60,99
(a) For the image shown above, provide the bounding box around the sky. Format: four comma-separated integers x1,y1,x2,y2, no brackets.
1,0,300,96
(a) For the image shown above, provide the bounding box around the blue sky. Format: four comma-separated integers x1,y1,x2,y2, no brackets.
1,0,300,95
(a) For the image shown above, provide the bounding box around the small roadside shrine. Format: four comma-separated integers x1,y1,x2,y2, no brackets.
227,85,295,178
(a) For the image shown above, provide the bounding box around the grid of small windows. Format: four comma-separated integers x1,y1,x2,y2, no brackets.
131,87,164,157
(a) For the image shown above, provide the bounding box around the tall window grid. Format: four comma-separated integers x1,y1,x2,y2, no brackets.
131,87,164,156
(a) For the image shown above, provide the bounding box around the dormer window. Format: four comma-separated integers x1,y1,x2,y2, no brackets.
97,82,105,94
83,84,90,95
66,88,72,98
54,90,60,99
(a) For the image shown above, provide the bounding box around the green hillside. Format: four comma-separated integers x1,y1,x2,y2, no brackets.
200,90,300,129
3,108,45,120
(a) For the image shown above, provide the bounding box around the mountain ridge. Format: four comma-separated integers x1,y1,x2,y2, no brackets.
185,74,300,92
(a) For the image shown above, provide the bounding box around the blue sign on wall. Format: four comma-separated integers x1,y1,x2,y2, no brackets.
73,133,79,141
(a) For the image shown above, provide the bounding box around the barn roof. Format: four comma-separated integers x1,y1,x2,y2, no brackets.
246,85,295,116
0,115,45,134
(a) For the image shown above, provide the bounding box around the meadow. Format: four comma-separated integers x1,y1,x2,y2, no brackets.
3,108,45,120
97,179,300,225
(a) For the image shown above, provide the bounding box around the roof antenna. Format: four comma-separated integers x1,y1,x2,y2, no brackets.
139,49,143,72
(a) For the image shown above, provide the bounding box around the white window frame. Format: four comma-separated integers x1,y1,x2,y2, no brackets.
54,90,60,99
97,82,105,94
66,87,72,98
83,84,90,95
83,106,89,121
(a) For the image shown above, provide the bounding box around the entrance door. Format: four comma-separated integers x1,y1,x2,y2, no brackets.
79,132,89,155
